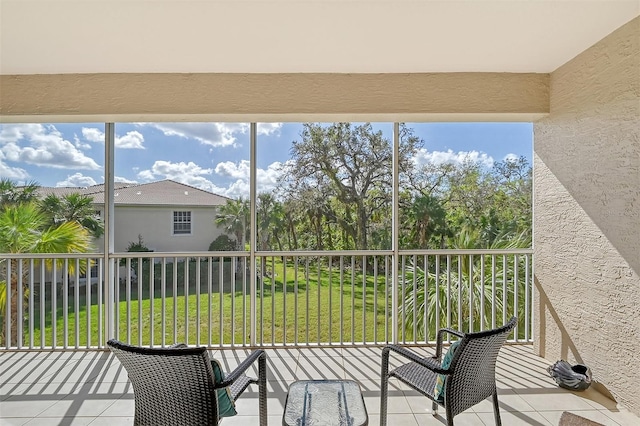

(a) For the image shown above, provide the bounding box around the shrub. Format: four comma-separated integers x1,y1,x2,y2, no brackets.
121,234,153,271
126,234,152,253
209,235,237,251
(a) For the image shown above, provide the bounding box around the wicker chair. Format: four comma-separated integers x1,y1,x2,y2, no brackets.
107,339,267,426
380,316,517,426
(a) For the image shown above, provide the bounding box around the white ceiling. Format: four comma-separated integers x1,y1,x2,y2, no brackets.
0,0,638,75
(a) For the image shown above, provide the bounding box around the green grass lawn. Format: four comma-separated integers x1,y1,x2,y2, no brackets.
27,257,392,347
18,255,529,347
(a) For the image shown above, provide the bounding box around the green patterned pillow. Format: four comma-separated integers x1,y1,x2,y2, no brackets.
434,340,461,402
210,359,238,418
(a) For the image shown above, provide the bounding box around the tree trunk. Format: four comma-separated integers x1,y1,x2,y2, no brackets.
356,201,368,249
287,216,298,250
9,277,19,347
325,222,334,250
274,234,283,252
1,259,27,348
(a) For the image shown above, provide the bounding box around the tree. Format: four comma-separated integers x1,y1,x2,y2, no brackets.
256,193,286,251
279,170,335,250
281,199,300,250
40,192,104,239
215,198,249,250
0,178,39,208
0,202,92,346
401,194,448,249
401,154,532,249
282,123,420,250
399,228,529,341
490,156,532,244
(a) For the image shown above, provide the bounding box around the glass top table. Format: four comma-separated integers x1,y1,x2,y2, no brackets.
282,380,368,426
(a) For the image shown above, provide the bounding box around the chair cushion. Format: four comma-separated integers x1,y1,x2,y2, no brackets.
434,340,460,402
211,359,238,418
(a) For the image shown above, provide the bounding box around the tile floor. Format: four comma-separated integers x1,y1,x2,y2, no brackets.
1,345,639,425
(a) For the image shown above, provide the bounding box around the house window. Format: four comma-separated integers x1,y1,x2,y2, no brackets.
173,211,192,235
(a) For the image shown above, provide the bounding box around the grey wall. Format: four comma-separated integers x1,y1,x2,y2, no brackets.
112,206,224,252
534,17,640,414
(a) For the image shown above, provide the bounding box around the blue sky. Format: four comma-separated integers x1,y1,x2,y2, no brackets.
0,122,532,198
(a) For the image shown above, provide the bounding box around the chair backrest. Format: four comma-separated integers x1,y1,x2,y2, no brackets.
107,339,218,426
444,317,517,417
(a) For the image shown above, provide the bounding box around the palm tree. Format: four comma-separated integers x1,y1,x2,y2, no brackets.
0,178,39,208
0,202,92,346
399,229,529,341
256,193,287,251
215,198,249,250
40,193,104,239
402,194,447,249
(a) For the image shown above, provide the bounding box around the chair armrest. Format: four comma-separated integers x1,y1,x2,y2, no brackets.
435,328,465,360
168,343,189,349
215,349,267,388
382,344,450,375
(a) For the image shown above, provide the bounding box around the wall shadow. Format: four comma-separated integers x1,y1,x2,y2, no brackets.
535,276,617,403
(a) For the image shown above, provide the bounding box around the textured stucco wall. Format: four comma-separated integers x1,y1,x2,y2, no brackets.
534,17,640,414
110,206,224,252
0,72,548,122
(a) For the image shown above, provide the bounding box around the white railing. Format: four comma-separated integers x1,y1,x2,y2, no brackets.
1,254,105,350
0,249,533,350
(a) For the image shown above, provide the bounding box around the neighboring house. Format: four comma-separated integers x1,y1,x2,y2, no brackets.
38,180,232,253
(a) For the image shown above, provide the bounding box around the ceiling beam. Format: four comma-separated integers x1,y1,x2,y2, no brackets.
0,72,549,123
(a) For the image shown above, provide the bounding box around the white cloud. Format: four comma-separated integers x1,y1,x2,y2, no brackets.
414,149,494,168
115,176,139,184
55,174,138,186
0,162,30,180
257,162,286,193
213,159,287,198
137,170,155,181
82,127,145,149
503,153,519,162
0,124,100,170
138,122,283,148
56,173,98,187
215,160,250,180
0,123,41,143
73,135,91,150
137,158,286,199
116,131,145,149
223,180,250,199
257,123,283,136
2,142,22,162
0,151,30,180
140,160,213,179
142,123,239,147
137,160,217,191
82,127,104,143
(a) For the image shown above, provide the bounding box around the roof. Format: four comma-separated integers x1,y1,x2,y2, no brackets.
37,180,232,207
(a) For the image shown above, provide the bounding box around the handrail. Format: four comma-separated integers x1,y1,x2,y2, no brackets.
1,249,534,350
